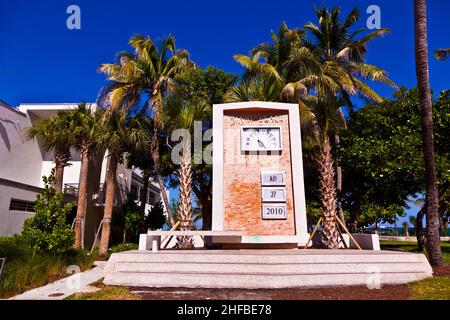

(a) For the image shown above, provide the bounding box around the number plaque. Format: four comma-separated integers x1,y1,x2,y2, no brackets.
261,171,285,186
261,187,286,202
262,204,287,219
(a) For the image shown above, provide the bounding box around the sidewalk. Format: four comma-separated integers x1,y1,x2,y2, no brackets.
9,261,106,300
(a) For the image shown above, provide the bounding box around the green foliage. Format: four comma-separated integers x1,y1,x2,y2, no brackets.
161,66,235,229
25,110,74,157
69,102,103,151
340,87,450,229
122,195,142,232
174,66,237,105
357,203,405,226
110,243,139,253
21,173,75,254
145,200,167,230
113,195,143,238
0,236,95,298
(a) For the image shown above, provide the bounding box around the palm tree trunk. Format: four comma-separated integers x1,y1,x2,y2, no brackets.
176,142,194,249
416,207,426,251
53,149,71,193
74,147,90,249
54,163,65,193
334,133,345,224
319,135,340,248
151,130,175,226
414,0,444,266
99,154,118,255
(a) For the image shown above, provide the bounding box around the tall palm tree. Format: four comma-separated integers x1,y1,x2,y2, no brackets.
96,111,148,255
98,34,192,227
306,95,347,248
162,95,211,248
69,103,103,249
413,0,444,266
224,76,282,102
304,6,397,229
125,116,155,236
26,111,73,193
304,6,396,102
231,14,395,247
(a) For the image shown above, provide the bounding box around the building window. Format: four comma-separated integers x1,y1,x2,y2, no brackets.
130,184,139,200
9,199,36,212
148,192,156,204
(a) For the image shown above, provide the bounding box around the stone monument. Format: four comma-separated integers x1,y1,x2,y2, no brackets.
212,101,309,247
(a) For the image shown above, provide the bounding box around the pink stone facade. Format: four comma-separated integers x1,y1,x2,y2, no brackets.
222,109,296,236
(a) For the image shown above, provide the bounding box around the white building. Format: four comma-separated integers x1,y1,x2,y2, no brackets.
0,101,163,246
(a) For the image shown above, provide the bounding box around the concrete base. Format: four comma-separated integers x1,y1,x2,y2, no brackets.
103,249,433,289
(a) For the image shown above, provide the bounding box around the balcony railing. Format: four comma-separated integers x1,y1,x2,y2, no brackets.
64,182,129,206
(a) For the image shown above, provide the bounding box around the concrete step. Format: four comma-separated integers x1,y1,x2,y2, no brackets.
103,249,433,289
105,272,431,289
113,261,431,275
106,250,428,264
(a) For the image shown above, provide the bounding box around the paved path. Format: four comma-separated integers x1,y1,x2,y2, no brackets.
9,261,105,300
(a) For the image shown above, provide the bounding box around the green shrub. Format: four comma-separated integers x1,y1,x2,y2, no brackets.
113,195,143,243
110,243,138,253
21,173,75,254
0,236,95,298
145,200,167,230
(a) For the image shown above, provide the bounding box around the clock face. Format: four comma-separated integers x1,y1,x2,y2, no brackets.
241,126,282,151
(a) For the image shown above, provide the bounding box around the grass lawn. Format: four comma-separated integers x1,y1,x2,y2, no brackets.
410,275,450,300
0,236,141,299
380,240,450,263
65,279,140,300
66,286,140,300
381,240,450,299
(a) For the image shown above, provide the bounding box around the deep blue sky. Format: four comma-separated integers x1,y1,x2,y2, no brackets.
1,0,449,227
1,0,449,106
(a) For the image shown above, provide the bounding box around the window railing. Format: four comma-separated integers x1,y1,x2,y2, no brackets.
64,182,129,206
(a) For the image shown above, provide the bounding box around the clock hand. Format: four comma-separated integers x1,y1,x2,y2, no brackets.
257,139,266,149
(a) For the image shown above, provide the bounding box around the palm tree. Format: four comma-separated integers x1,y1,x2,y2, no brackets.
125,116,155,236
230,13,395,247
304,6,396,102
96,111,148,255
409,215,417,235
435,48,450,60
26,111,73,193
69,103,103,249
98,34,192,227
162,95,211,248
402,221,410,237
413,0,444,266
304,6,397,229
224,76,282,102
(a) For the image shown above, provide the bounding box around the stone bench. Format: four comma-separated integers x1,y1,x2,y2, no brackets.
139,230,243,251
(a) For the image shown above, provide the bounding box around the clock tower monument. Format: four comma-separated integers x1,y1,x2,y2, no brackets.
212,101,309,247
